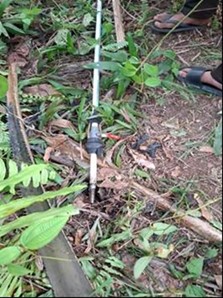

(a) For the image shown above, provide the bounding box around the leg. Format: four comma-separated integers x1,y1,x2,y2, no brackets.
153,0,219,32
182,0,219,19
211,64,222,85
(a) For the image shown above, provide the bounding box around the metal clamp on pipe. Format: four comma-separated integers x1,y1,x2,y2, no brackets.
86,121,104,158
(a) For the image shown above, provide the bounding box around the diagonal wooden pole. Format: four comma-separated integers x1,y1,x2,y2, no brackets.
112,0,125,42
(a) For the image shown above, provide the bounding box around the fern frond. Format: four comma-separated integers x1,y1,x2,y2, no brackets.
0,161,58,194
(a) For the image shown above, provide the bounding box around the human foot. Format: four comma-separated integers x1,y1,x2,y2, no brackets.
179,68,222,91
153,12,210,30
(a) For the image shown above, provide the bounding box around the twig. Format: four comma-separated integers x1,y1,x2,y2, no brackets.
132,182,222,243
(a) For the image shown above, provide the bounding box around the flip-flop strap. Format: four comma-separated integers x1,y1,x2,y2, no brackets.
165,19,199,28
184,67,209,85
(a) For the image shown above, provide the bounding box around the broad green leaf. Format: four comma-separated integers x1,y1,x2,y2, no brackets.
0,158,6,181
205,248,218,259
102,50,128,63
139,227,154,239
144,64,159,77
7,264,31,276
134,256,152,279
0,246,21,265
164,50,176,60
83,13,94,27
186,258,204,278
0,185,85,219
0,74,8,98
213,119,222,156
54,29,70,46
152,223,178,235
20,215,69,250
0,205,79,237
145,77,161,88
121,62,137,77
185,285,206,297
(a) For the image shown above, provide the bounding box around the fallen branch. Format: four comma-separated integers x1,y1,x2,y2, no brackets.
112,0,125,42
132,182,222,243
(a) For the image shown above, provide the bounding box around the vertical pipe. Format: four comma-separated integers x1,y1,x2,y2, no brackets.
92,0,102,108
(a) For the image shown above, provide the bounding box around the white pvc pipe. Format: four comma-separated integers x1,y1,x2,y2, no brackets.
92,0,102,108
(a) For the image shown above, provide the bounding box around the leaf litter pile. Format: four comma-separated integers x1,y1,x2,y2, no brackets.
0,0,222,297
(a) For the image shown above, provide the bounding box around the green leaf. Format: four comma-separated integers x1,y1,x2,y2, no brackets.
3,23,25,35
0,158,6,181
205,248,218,259
213,119,222,156
121,61,137,77
20,215,70,250
83,13,94,27
0,185,85,219
145,77,161,87
84,61,121,72
0,0,12,17
152,223,178,235
134,256,152,279
7,264,31,276
0,205,79,237
127,33,138,57
0,75,8,98
0,164,48,194
0,246,21,265
8,159,18,177
54,29,70,46
134,169,150,179
186,258,204,278
144,64,159,77
185,285,206,297
97,230,132,248
164,50,176,60
0,21,9,37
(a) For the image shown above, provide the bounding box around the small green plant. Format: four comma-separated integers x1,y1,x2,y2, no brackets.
0,154,86,295
0,1,41,37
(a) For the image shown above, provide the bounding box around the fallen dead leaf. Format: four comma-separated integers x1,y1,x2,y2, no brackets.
75,229,84,246
44,147,54,163
199,145,214,154
97,167,120,181
194,193,214,222
24,84,61,97
215,275,222,290
171,166,181,178
49,119,76,130
128,147,156,171
162,118,180,130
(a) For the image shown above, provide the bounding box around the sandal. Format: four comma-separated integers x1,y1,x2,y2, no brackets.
177,67,222,97
150,14,206,34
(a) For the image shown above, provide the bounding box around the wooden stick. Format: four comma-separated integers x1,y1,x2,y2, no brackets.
133,182,222,243
112,0,125,42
